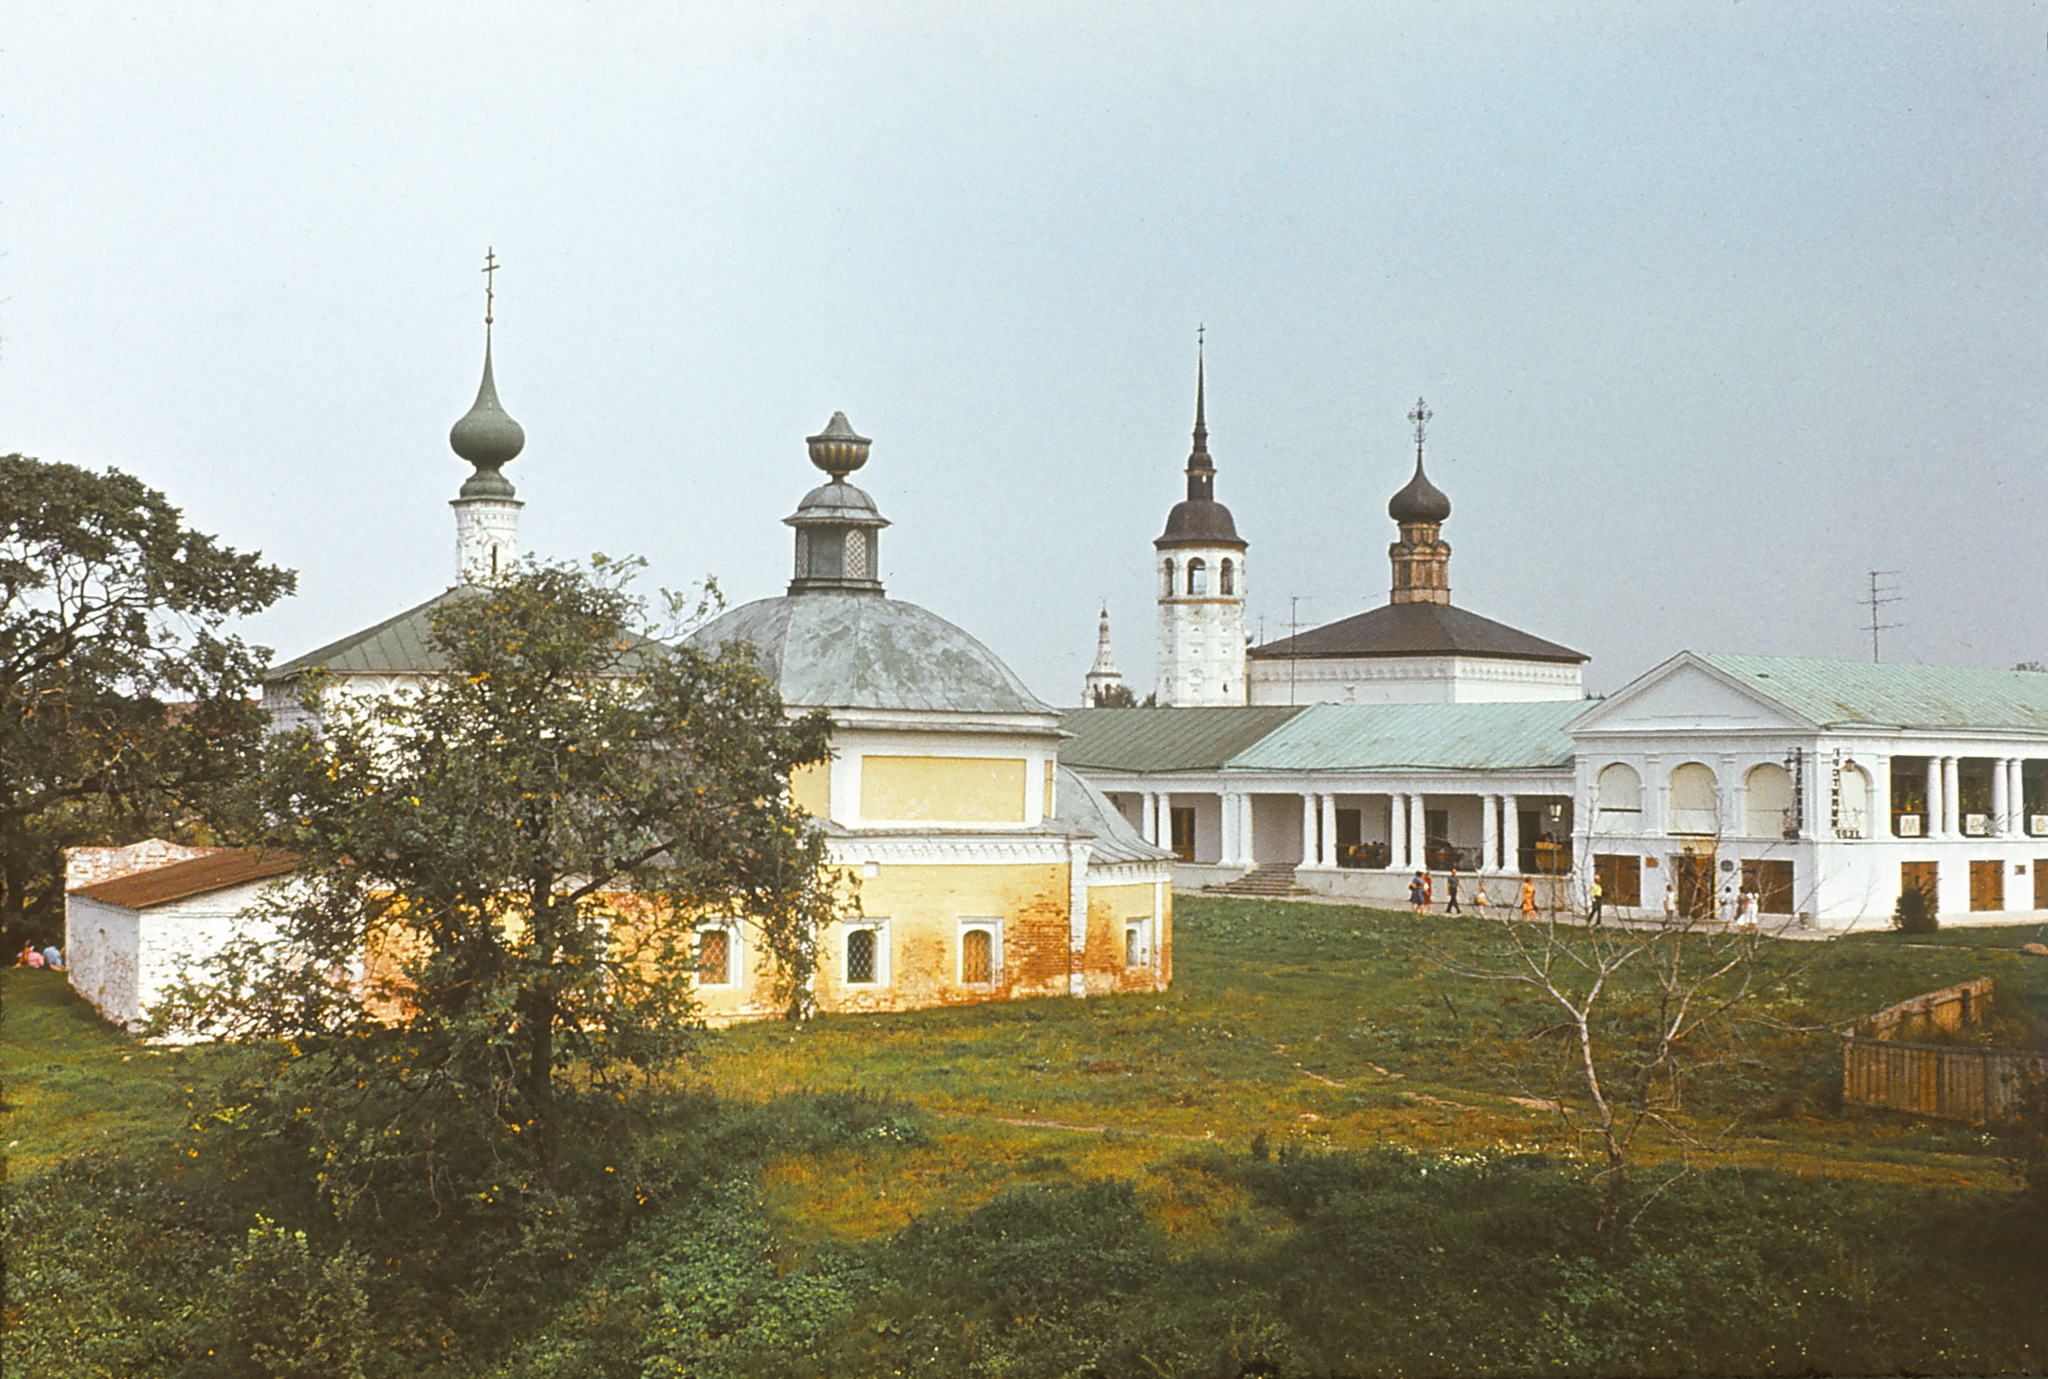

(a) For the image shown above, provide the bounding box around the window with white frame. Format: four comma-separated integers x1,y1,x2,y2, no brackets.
1668,762,1719,836
694,923,739,986
1124,916,1155,969
959,919,1000,985
842,919,888,986
1595,763,1642,832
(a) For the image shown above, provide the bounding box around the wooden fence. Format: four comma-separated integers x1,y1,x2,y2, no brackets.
1842,1035,2046,1123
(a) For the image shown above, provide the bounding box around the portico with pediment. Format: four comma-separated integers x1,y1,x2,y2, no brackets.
1572,652,2048,929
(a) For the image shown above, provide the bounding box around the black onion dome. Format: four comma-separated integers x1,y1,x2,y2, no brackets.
1388,459,1451,525
1157,498,1244,548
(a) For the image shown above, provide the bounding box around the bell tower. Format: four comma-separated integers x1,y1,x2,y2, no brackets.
449,249,525,585
1153,335,1248,706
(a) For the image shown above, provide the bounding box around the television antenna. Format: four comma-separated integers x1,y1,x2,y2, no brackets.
1860,570,1903,663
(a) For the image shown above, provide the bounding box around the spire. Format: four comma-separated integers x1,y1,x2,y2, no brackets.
1084,606,1128,706
450,249,524,584
1185,326,1214,502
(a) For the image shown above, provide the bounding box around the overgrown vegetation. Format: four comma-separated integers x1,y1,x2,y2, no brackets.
9,897,2048,1376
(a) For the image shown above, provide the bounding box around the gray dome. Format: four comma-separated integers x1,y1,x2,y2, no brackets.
1389,459,1451,524
450,342,525,473
689,590,1053,715
1157,497,1244,548
790,480,883,523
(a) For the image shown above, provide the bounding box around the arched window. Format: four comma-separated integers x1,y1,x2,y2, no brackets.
1836,764,1870,839
1187,558,1208,595
1668,763,1719,836
1162,559,1176,597
1744,763,1795,838
1595,763,1642,832
961,928,993,984
1219,559,1235,595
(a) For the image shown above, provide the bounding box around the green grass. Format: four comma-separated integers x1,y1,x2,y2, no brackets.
7,897,2048,1377
1,970,230,1176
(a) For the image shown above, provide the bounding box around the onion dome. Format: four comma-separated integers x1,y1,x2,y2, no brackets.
450,339,525,498
1388,458,1451,525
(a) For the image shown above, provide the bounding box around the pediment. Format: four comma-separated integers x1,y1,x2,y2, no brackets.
1574,655,1811,737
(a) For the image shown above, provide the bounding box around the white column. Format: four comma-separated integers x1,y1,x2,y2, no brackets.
1300,793,1318,868
1238,793,1256,867
1926,757,1944,838
1503,794,1522,874
1219,792,1237,867
1389,794,1407,869
1992,759,2010,837
1321,793,1339,867
2013,759,2031,835
1479,794,1499,874
1942,756,1960,837
1409,793,1428,869
1869,754,1890,838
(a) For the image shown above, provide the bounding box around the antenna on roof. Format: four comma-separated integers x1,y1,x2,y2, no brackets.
1861,570,1903,663
1288,594,1314,706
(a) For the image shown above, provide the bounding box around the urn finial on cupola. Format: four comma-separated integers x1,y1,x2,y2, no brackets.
787,413,888,595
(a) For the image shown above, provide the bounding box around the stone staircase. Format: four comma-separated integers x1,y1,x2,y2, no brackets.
1204,863,1312,898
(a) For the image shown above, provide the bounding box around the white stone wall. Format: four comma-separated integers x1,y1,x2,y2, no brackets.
1155,545,1247,706
65,881,286,1039
453,495,522,584
1247,654,1582,705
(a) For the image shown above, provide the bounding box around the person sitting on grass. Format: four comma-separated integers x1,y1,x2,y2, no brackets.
41,945,63,970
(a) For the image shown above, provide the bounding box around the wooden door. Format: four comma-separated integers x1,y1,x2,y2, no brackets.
1675,852,1717,920
1594,854,1641,907
1170,807,1196,862
2036,860,2048,911
1901,861,1938,913
1969,860,2004,912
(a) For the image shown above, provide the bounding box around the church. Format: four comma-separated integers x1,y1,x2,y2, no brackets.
66,279,1173,1036
1066,353,2048,929
1066,361,1587,909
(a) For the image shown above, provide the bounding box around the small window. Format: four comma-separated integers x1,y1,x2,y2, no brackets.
1124,917,1154,969
846,927,877,984
1219,559,1235,595
1187,558,1208,596
696,927,733,986
961,927,994,984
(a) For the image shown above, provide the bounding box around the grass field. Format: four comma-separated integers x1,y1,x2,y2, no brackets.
7,895,2047,1377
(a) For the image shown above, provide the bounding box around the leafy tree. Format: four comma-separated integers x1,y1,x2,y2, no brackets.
1088,683,1138,708
157,559,842,1211
0,455,294,944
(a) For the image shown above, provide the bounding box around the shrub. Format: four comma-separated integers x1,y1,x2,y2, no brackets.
1893,882,1939,933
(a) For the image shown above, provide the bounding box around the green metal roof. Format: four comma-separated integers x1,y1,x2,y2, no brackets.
1060,707,1308,772
1231,700,1583,772
1697,654,2048,735
269,587,482,679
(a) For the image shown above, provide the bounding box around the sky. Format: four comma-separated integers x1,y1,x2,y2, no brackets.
5,1,2045,705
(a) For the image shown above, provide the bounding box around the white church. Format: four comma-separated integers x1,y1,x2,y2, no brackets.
1065,358,2048,930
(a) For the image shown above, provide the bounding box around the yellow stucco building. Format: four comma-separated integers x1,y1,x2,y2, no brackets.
685,414,1174,1022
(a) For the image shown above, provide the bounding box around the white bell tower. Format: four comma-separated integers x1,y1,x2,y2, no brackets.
1154,338,1248,706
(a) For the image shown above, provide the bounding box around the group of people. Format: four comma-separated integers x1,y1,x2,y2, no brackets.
15,940,64,970
1407,868,1540,919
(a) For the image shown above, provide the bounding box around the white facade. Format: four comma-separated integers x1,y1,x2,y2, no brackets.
453,493,522,584
1155,546,1247,707
1572,654,2048,929
66,878,286,1039
1247,652,1583,706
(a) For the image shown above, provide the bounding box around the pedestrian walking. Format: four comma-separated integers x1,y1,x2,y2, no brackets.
1472,883,1490,913
1662,883,1678,925
1589,876,1604,926
1520,876,1537,919
1445,868,1462,914
1408,873,1427,913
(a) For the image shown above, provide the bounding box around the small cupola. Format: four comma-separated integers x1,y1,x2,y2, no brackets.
449,249,525,584
785,412,889,594
1388,397,1452,605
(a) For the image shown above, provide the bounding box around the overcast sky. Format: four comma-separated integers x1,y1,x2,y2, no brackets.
7,2,2044,704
